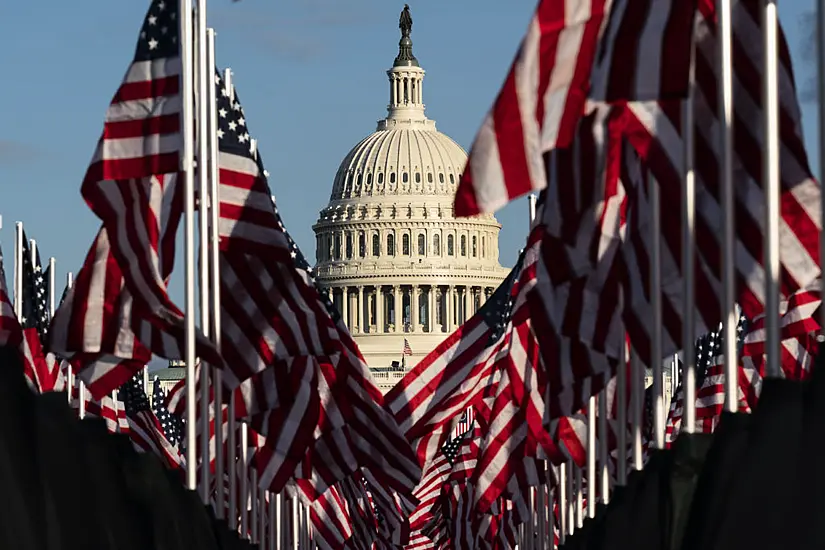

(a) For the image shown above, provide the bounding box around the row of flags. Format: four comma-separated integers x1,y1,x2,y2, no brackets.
1,0,821,548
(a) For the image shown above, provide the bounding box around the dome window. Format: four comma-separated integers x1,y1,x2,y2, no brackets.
472,236,477,257
402,172,408,183
427,173,433,183
346,234,353,259
387,233,395,256
447,235,454,256
433,234,441,255
378,172,384,184
334,234,342,259
460,235,467,257
439,173,444,184
417,234,426,256
367,173,373,185
390,172,396,184
402,233,410,255
372,233,381,257
415,172,421,184
357,174,362,186
449,174,455,184
359,232,366,257
481,236,485,258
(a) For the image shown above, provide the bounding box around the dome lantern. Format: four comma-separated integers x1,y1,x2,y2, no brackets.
385,5,427,127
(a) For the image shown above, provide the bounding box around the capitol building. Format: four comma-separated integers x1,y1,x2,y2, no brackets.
312,9,508,390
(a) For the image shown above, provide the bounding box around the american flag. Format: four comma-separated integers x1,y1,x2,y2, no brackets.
49,0,221,398
19,235,61,393
620,1,821,350
403,338,413,356
385,252,523,469
0,246,21,349
120,372,184,471
152,375,183,447
209,73,419,507
454,0,697,216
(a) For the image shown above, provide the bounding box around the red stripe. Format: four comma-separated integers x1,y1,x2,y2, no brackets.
111,75,179,103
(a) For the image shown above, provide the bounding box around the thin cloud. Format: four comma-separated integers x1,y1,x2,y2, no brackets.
211,1,380,61
0,140,41,165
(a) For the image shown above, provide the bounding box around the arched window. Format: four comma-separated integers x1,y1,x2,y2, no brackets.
460,235,467,257
433,234,441,255
367,173,373,185
427,173,433,183
415,172,421,183
387,233,395,256
449,174,455,184
481,235,485,258
390,172,396,183
346,233,353,259
357,174,362,186
358,231,366,257
471,235,477,257
334,234,342,259
378,172,384,184
447,235,454,256
372,233,381,257
402,234,410,255
316,235,322,261
417,234,426,255
439,173,444,183
327,234,333,260
402,172,409,183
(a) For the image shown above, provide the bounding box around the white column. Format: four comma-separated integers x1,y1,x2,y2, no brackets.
357,286,364,333
411,285,418,332
341,287,348,329
464,286,471,323
446,285,454,332
376,286,384,333
394,286,402,332
428,286,436,333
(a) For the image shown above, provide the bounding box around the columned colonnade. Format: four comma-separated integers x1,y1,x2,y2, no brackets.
325,283,496,334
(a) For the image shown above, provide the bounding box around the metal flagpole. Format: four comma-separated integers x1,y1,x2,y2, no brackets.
14,222,23,316
649,170,666,449
251,468,259,543
66,272,74,404
682,37,698,434
269,493,276,550
718,0,739,411
597,385,609,505
143,367,149,396
819,0,825,339
631,352,644,470
276,492,283,550
48,257,55,317
206,26,225,520
179,0,199,493
557,463,567,544
292,497,299,550
566,460,574,536
224,67,239,529
616,345,628,485
196,0,211,504
241,422,250,538
586,396,596,518
574,466,583,529
762,0,781,378
259,488,267,549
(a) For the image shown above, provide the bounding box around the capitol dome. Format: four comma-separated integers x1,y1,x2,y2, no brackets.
313,6,508,391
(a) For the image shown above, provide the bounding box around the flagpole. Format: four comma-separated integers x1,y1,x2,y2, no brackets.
196,0,212,504
597,384,609,505
179,0,199,492
207,26,226,521
819,0,825,340
586,395,596,518
681,36,698,434
66,272,74,404
241,421,250,538
268,492,276,550
48,257,56,318
649,169,665,449
616,347,628,485
630,351,643,471
14,222,22,316
224,66,240,530
557,463,567,544
143,366,149,396
762,0,781,379
718,0,739,411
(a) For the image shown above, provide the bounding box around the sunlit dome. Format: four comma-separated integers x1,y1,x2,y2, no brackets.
313,6,508,391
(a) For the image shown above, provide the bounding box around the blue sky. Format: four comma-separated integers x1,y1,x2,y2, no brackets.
0,1,817,335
